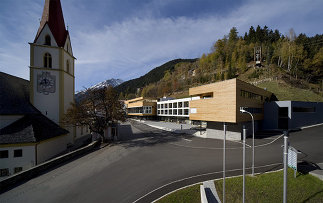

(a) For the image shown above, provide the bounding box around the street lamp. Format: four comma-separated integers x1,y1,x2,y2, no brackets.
240,107,255,176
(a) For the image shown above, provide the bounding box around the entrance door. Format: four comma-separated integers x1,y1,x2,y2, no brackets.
278,107,289,129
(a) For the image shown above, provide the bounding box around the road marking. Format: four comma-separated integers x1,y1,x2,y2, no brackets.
301,123,323,129
169,133,284,150
133,162,282,203
153,167,284,203
182,138,192,142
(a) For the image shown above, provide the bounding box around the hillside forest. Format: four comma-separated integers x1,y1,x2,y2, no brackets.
119,26,323,101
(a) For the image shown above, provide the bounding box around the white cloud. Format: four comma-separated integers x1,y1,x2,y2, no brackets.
1,0,322,91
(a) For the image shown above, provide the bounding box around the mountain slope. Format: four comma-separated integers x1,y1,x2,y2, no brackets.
115,58,197,95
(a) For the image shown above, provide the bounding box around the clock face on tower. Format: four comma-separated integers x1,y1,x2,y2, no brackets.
37,72,56,95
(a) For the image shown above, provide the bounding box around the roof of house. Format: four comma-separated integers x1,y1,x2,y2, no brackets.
34,0,68,47
0,72,38,115
0,114,69,144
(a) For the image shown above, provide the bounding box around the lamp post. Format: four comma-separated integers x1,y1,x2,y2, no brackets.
240,107,255,176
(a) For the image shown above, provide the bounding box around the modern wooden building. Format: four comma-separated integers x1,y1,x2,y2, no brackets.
189,78,274,140
125,97,157,118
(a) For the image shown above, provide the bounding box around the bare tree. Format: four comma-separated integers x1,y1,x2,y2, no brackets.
63,86,126,139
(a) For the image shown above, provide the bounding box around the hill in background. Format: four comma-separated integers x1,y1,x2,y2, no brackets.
115,25,323,102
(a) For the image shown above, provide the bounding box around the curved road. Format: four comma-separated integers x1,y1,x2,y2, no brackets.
1,121,323,203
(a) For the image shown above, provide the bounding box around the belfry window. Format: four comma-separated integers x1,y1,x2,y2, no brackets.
45,35,51,46
44,53,52,68
66,60,70,73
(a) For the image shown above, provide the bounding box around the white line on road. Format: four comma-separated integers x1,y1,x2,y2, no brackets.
182,138,192,142
133,162,282,203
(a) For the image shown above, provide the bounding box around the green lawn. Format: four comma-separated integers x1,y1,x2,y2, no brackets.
156,169,323,203
257,81,323,102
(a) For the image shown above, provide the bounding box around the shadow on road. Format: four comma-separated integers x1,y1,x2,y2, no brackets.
116,120,188,148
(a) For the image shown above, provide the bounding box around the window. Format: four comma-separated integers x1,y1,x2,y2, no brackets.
179,109,183,115
158,110,160,114
0,168,9,177
169,103,172,108
184,109,189,115
44,53,52,68
169,110,172,115
240,90,262,101
157,104,160,109
293,107,316,113
14,167,23,174
14,149,22,157
173,109,177,115
165,110,168,115
161,104,164,109
173,102,177,108
161,110,164,114
45,35,51,46
178,102,183,108
0,150,8,158
184,101,189,108
165,103,168,108
66,60,70,73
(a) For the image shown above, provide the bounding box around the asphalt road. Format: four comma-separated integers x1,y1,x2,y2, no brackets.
1,121,322,203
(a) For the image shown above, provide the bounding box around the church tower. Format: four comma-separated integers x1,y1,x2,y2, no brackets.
30,0,75,126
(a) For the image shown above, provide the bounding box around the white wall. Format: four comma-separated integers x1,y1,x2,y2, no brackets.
157,97,193,117
35,25,58,47
33,46,59,69
32,69,60,123
37,135,68,163
0,145,36,180
0,115,23,129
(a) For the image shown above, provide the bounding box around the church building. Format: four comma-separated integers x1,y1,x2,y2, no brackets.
0,0,81,179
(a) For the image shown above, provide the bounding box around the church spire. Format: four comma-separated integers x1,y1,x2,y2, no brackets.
35,0,68,47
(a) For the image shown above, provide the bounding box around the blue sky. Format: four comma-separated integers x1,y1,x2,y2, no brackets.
0,0,322,91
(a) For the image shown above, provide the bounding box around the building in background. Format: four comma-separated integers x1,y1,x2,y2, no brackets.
189,78,274,140
157,97,200,124
124,97,157,119
263,101,323,130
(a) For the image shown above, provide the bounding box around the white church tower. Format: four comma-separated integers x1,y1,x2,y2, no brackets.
29,0,75,133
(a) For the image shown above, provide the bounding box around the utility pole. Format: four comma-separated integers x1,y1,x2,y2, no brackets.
223,122,227,203
243,126,247,203
283,131,289,203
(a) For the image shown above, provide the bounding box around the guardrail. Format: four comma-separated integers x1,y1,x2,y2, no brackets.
0,140,100,193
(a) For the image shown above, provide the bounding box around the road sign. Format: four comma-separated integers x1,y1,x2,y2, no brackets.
288,147,297,170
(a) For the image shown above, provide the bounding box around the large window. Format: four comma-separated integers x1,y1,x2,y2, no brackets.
173,102,177,108
0,150,8,158
293,107,316,113
184,101,189,107
184,109,189,115
14,149,22,157
44,53,52,68
169,103,172,108
240,90,263,101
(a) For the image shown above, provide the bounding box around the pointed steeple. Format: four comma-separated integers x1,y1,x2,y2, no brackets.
35,0,68,47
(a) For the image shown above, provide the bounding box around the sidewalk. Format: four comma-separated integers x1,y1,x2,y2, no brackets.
309,163,323,181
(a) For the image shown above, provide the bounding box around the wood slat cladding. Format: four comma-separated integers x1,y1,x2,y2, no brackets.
189,78,272,123
124,97,157,116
